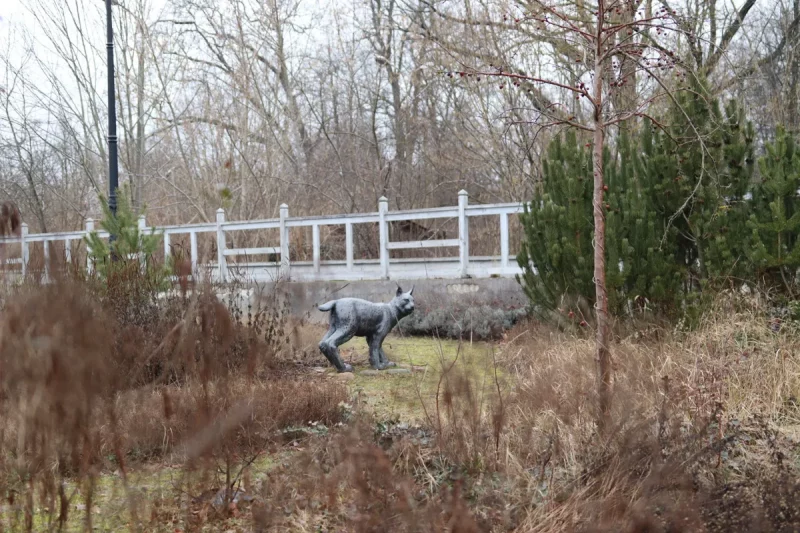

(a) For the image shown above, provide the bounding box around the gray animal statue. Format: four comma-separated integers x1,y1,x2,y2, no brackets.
318,286,415,372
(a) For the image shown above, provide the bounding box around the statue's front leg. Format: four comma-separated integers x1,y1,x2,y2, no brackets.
366,335,381,369
375,333,396,369
379,347,396,368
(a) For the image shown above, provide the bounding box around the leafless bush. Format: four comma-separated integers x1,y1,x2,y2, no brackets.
0,267,347,531
0,282,117,531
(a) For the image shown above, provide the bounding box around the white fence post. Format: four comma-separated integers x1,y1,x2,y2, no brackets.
500,212,509,271
216,208,227,283
163,232,171,263
378,196,389,279
65,239,72,265
312,223,321,274
138,214,147,270
85,218,94,274
190,231,198,278
345,222,354,270
43,240,50,283
279,203,290,280
20,223,28,278
458,189,469,278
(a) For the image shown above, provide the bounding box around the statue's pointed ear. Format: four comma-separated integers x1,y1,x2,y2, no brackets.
409,285,414,296
396,285,403,296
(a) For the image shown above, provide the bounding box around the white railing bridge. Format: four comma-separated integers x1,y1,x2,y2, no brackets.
3,190,524,283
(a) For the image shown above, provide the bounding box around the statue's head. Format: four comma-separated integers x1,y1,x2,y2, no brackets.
392,285,415,316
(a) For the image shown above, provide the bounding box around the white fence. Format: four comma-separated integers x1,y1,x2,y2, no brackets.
3,190,525,283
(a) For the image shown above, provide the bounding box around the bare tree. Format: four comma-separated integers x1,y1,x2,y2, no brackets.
0,0,787,268
0,45,48,231
433,0,684,429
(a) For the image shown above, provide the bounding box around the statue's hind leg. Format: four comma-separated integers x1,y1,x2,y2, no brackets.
321,324,334,344
378,346,396,369
319,327,355,373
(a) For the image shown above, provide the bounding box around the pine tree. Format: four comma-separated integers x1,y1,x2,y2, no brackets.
747,126,800,292
614,130,684,313
518,81,759,322
645,77,755,289
645,77,714,286
517,131,597,323
85,185,170,285
517,130,630,324
699,100,756,282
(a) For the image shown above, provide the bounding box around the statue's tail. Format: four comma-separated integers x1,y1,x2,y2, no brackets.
318,301,335,312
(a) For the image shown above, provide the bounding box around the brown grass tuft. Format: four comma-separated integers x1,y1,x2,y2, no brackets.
253,420,482,533
112,376,347,462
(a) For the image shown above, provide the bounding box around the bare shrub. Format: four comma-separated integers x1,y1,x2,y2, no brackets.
0,282,116,530
112,377,347,462
397,304,529,340
0,265,348,530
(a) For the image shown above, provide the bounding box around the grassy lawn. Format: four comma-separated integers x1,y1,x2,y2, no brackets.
337,333,508,422
21,454,278,532
16,331,504,532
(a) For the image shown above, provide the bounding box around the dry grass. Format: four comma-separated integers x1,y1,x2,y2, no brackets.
470,293,800,531
0,274,348,531
253,420,482,533
111,376,347,462
0,270,799,532
246,292,800,532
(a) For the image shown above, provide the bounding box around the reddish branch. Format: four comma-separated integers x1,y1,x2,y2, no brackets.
463,70,590,98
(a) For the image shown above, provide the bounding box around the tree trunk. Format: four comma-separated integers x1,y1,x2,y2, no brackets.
789,0,800,133
133,41,146,211
593,3,612,432
609,0,638,133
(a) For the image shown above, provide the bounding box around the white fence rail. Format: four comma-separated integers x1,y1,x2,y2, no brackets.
2,190,525,283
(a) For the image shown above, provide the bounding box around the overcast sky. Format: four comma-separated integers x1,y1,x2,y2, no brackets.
1,0,170,24
1,0,26,21
1,0,338,90
1,0,159,92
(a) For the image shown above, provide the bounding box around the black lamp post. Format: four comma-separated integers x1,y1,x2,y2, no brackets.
105,0,119,232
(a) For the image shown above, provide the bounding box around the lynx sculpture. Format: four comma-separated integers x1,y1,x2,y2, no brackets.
318,286,415,372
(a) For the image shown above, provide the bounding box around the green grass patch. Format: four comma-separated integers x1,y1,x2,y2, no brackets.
19,455,278,532
337,334,509,422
